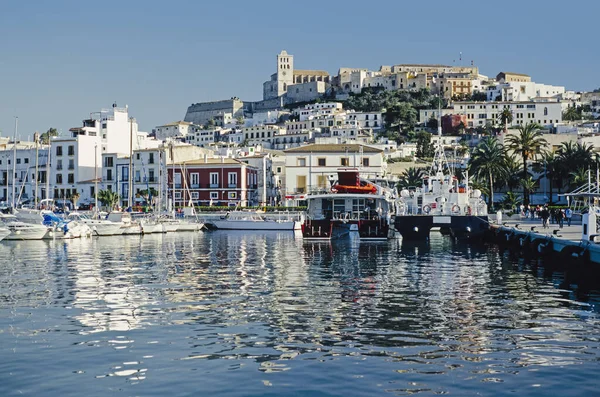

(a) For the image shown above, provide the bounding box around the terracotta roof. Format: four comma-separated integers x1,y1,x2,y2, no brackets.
284,144,383,153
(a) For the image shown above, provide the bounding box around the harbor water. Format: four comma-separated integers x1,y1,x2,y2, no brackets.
1,232,599,396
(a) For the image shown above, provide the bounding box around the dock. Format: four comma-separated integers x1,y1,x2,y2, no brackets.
489,218,600,265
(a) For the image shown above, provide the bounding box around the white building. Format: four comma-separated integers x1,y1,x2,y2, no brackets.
0,139,50,206
485,81,566,102
238,153,276,206
154,121,196,141
185,127,222,148
283,143,386,195
451,100,563,128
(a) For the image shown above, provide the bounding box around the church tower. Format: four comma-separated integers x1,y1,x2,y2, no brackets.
276,50,294,97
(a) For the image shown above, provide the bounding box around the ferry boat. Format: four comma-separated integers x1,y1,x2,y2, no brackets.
301,168,395,240
394,127,489,240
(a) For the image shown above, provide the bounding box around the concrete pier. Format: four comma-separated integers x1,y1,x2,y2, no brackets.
490,218,600,265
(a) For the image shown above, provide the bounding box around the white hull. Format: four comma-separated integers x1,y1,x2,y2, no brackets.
177,222,204,232
86,222,125,236
4,224,49,240
211,220,297,230
140,221,166,234
122,224,143,235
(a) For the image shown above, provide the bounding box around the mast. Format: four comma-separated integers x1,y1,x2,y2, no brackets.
11,117,17,210
94,143,98,211
34,133,39,208
45,142,51,203
128,117,133,209
170,142,175,215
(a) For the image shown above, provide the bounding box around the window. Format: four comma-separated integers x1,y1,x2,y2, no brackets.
191,192,199,199
68,145,74,156
228,172,238,187
190,173,199,187
174,172,182,187
341,158,349,166
297,158,306,167
24,158,29,164
174,191,182,199
228,192,237,199
68,159,74,170
276,167,282,173
210,172,219,186
362,158,370,167
90,186,95,197
210,191,219,199
107,169,113,181
149,153,154,164
56,174,63,184
317,158,326,166
136,153,140,160
104,157,114,167
56,146,63,156
544,107,548,116
16,158,21,164
56,159,63,170
68,174,74,184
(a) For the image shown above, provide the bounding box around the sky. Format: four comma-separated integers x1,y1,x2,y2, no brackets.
1,0,598,140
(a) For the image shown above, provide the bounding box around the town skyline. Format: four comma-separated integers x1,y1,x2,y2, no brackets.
1,0,598,139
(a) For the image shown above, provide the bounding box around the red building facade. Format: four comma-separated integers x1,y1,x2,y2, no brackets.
167,158,258,207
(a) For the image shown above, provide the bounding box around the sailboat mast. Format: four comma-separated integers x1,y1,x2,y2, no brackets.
128,117,133,209
94,143,98,210
45,142,51,202
34,133,39,208
11,117,18,210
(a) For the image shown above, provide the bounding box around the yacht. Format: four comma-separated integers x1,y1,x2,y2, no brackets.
301,168,395,240
0,214,49,240
207,211,299,231
67,212,125,236
107,212,142,235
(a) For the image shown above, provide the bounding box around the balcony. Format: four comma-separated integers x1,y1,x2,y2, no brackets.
228,183,237,188
105,176,114,181
68,165,74,170
56,166,63,170
209,183,219,188
191,184,199,189
134,177,141,183
148,177,157,183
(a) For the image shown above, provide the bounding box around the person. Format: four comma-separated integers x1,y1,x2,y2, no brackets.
559,209,565,228
565,208,573,227
540,206,550,229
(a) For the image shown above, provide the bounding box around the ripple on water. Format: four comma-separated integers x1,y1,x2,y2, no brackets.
0,233,599,396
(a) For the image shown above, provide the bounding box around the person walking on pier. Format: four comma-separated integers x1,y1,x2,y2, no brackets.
540,206,550,229
565,208,573,227
559,209,565,228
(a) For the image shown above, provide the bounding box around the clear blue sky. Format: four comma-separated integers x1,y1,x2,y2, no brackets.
1,0,597,139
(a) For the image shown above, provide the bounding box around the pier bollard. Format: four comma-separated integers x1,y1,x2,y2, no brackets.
582,212,597,241
496,211,502,225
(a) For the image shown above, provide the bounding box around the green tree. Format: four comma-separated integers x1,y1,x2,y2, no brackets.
469,136,507,209
500,191,522,211
426,115,438,130
396,167,425,189
415,132,435,158
563,106,581,121
40,128,58,144
497,108,513,134
520,177,538,206
385,102,417,132
504,122,547,206
97,189,120,210
138,188,159,204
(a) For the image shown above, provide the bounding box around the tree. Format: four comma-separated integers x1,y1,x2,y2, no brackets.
138,188,159,204
520,177,538,206
97,189,120,210
533,151,560,203
504,122,547,206
556,141,594,193
497,108,513,134
568,168,589,190
71,191,80,209
397,167,425,189
469,136,507,209
563,106,581,121
426,115,438,130
235,116,245,126
40,128,58,144
500,191,522,211
415,132,435,158
385,102,417,132
470,91,488,101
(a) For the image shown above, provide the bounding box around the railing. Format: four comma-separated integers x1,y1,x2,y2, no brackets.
191,184,199,189
135,177,141,183
148,177,157,183
228,183,237,188
68,165,74,170
56,166,63,170
105,176,114,181
210,183,219,188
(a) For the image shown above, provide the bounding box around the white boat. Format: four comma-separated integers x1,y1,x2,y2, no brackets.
67,212,124,236
107,212,142,235
209,211,298,231
157,217,179,232
41,212,92,239
0,214,49,241
176,220,204,232
139,218,166,234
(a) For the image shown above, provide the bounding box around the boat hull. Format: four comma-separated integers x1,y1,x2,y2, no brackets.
4,225,49,240
394,215,489,241
210,220,297,230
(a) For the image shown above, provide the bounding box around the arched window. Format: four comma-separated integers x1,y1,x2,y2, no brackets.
544,107,548,116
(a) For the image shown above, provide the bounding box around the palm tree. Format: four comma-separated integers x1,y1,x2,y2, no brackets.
497,108,513,134
504,122,547,206
469,136,507,210
556,141,594,194
500,191,522,211
568,168,589,190
397,167,425,189
71,191,80,210
563,106,581,122
520,177,537,206
97,189,120,210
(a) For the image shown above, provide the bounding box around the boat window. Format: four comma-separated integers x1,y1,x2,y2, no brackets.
333,199,346,215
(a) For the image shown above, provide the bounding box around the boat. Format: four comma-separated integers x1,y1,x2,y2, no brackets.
393,124,489,240
207,211,299,231
67,212,125,236
107,212,142,235
0,214,49,240
301,168,395,240
42,212,92,239
139,217,166,234
0,226,11,241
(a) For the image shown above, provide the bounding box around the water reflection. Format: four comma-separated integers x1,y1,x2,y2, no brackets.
0,232,599,396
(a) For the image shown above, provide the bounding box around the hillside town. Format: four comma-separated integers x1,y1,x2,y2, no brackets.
2,50,600,211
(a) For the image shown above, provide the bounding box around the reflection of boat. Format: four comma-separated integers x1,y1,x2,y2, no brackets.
302,168,395,241
0,227,10,241
207,211,299,230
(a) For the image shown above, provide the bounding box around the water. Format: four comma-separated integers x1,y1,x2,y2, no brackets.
0,232,599,396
